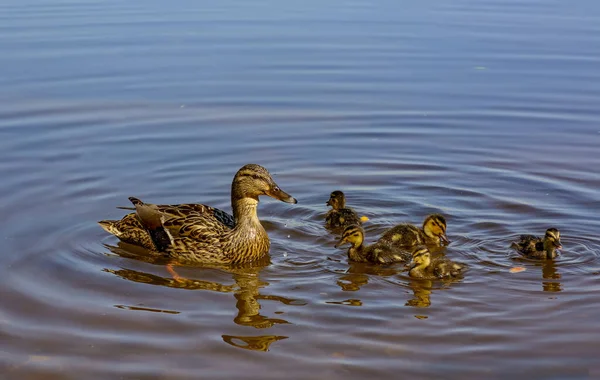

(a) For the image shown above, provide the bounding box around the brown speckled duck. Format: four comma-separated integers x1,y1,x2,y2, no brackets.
380,214,449,248
325,190,361,229
98,164,297,264
511,228,562,259
335,225,411,264
408,246,465,279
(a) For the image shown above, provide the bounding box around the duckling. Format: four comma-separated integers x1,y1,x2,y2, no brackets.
325,190,361,229
408,246,465,279
99,164,297,264
334,225,410,264
380,214,449,248
511,228,562,259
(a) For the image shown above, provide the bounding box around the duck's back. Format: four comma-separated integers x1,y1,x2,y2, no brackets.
512,234,544,257
432,257,464,278
366,243,411,264
380,224,424,247
99,203,234,251
325,208,361,228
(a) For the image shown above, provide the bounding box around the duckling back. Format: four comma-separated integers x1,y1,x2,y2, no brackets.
380,224,424,247
365,243,411,265
325,208,361,229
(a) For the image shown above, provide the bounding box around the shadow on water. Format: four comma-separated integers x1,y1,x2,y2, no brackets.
103,243,306,352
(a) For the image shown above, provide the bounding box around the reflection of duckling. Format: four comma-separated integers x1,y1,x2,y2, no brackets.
325,190,361,229
408,246,465,279
511,228,562,259
380,214,449,248
335,225,410,264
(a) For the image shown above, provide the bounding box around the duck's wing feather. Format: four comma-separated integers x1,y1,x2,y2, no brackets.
99,202,234,250
432,257,464,278
367,244,411,264
513,234,541,254
380,224,423,247
156,203,235,229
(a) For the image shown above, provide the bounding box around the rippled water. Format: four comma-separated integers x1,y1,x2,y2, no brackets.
2,0,600,378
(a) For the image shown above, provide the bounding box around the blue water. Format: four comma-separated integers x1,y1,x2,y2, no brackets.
1,0,600,379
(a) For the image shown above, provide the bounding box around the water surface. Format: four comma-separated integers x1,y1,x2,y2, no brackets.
1,0,600,379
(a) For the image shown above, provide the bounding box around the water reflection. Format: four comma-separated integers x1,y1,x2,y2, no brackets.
221,335,288,352
336,262,400,292
405,279,433,308
541,260,563,292
104,243,304,350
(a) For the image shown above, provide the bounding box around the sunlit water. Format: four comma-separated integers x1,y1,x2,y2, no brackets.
1,0,600,378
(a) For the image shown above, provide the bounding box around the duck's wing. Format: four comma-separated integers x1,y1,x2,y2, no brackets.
156,203,235,229
367,244,411,264
513,234,540,254
380,224,423,247
99,201,234,250
432,257,465,278
325,208,361,228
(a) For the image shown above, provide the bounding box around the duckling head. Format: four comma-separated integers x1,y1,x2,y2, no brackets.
326,190,346,210
543,228,562,258
408,246,431,274
231,164,297,204
335,224,364,249
423,214,449,244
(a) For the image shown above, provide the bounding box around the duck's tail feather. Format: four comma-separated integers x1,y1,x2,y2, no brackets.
130,197,173,251
116,206,135,210
98,220,121,236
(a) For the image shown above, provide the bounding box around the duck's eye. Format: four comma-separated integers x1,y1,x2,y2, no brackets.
273,186,280,192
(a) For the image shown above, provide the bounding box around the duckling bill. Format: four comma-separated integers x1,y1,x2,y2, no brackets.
511,228,562,259
99,164,297,264
325,190,361,229
335,225,410,264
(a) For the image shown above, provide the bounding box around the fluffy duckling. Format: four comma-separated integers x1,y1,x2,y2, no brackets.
325,190,361,229
511,228,562,259
380,214,449,248
408,246,465,279
335,225,410,264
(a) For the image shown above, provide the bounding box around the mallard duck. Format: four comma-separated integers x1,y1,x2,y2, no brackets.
325,190,361,229
408,246,465,279
334,224,410,264
380,214,449,248
511,228,562,259
98,164,297,264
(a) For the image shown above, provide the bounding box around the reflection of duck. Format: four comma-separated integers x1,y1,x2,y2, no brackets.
408,246,465,279
380,214,449,248
104,244,302,334
335,225,411,264
405,279,433,308
99,164,297,264
511,228,562,260
221,335,288,352
541,260,563,292
325,190,361,229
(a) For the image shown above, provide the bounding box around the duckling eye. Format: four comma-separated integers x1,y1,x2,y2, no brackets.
273,186,280,192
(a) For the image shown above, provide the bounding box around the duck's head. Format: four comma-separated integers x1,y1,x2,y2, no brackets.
326,190,346,210
423,214,449,244
335,224,364,249
408,246,431,272
543,228,562,252
231,164,297,204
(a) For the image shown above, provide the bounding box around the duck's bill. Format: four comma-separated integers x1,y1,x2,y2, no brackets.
267,187,298,204
334,238,348,249
554,241,563,249
326,199,333,206
440,234,450,245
